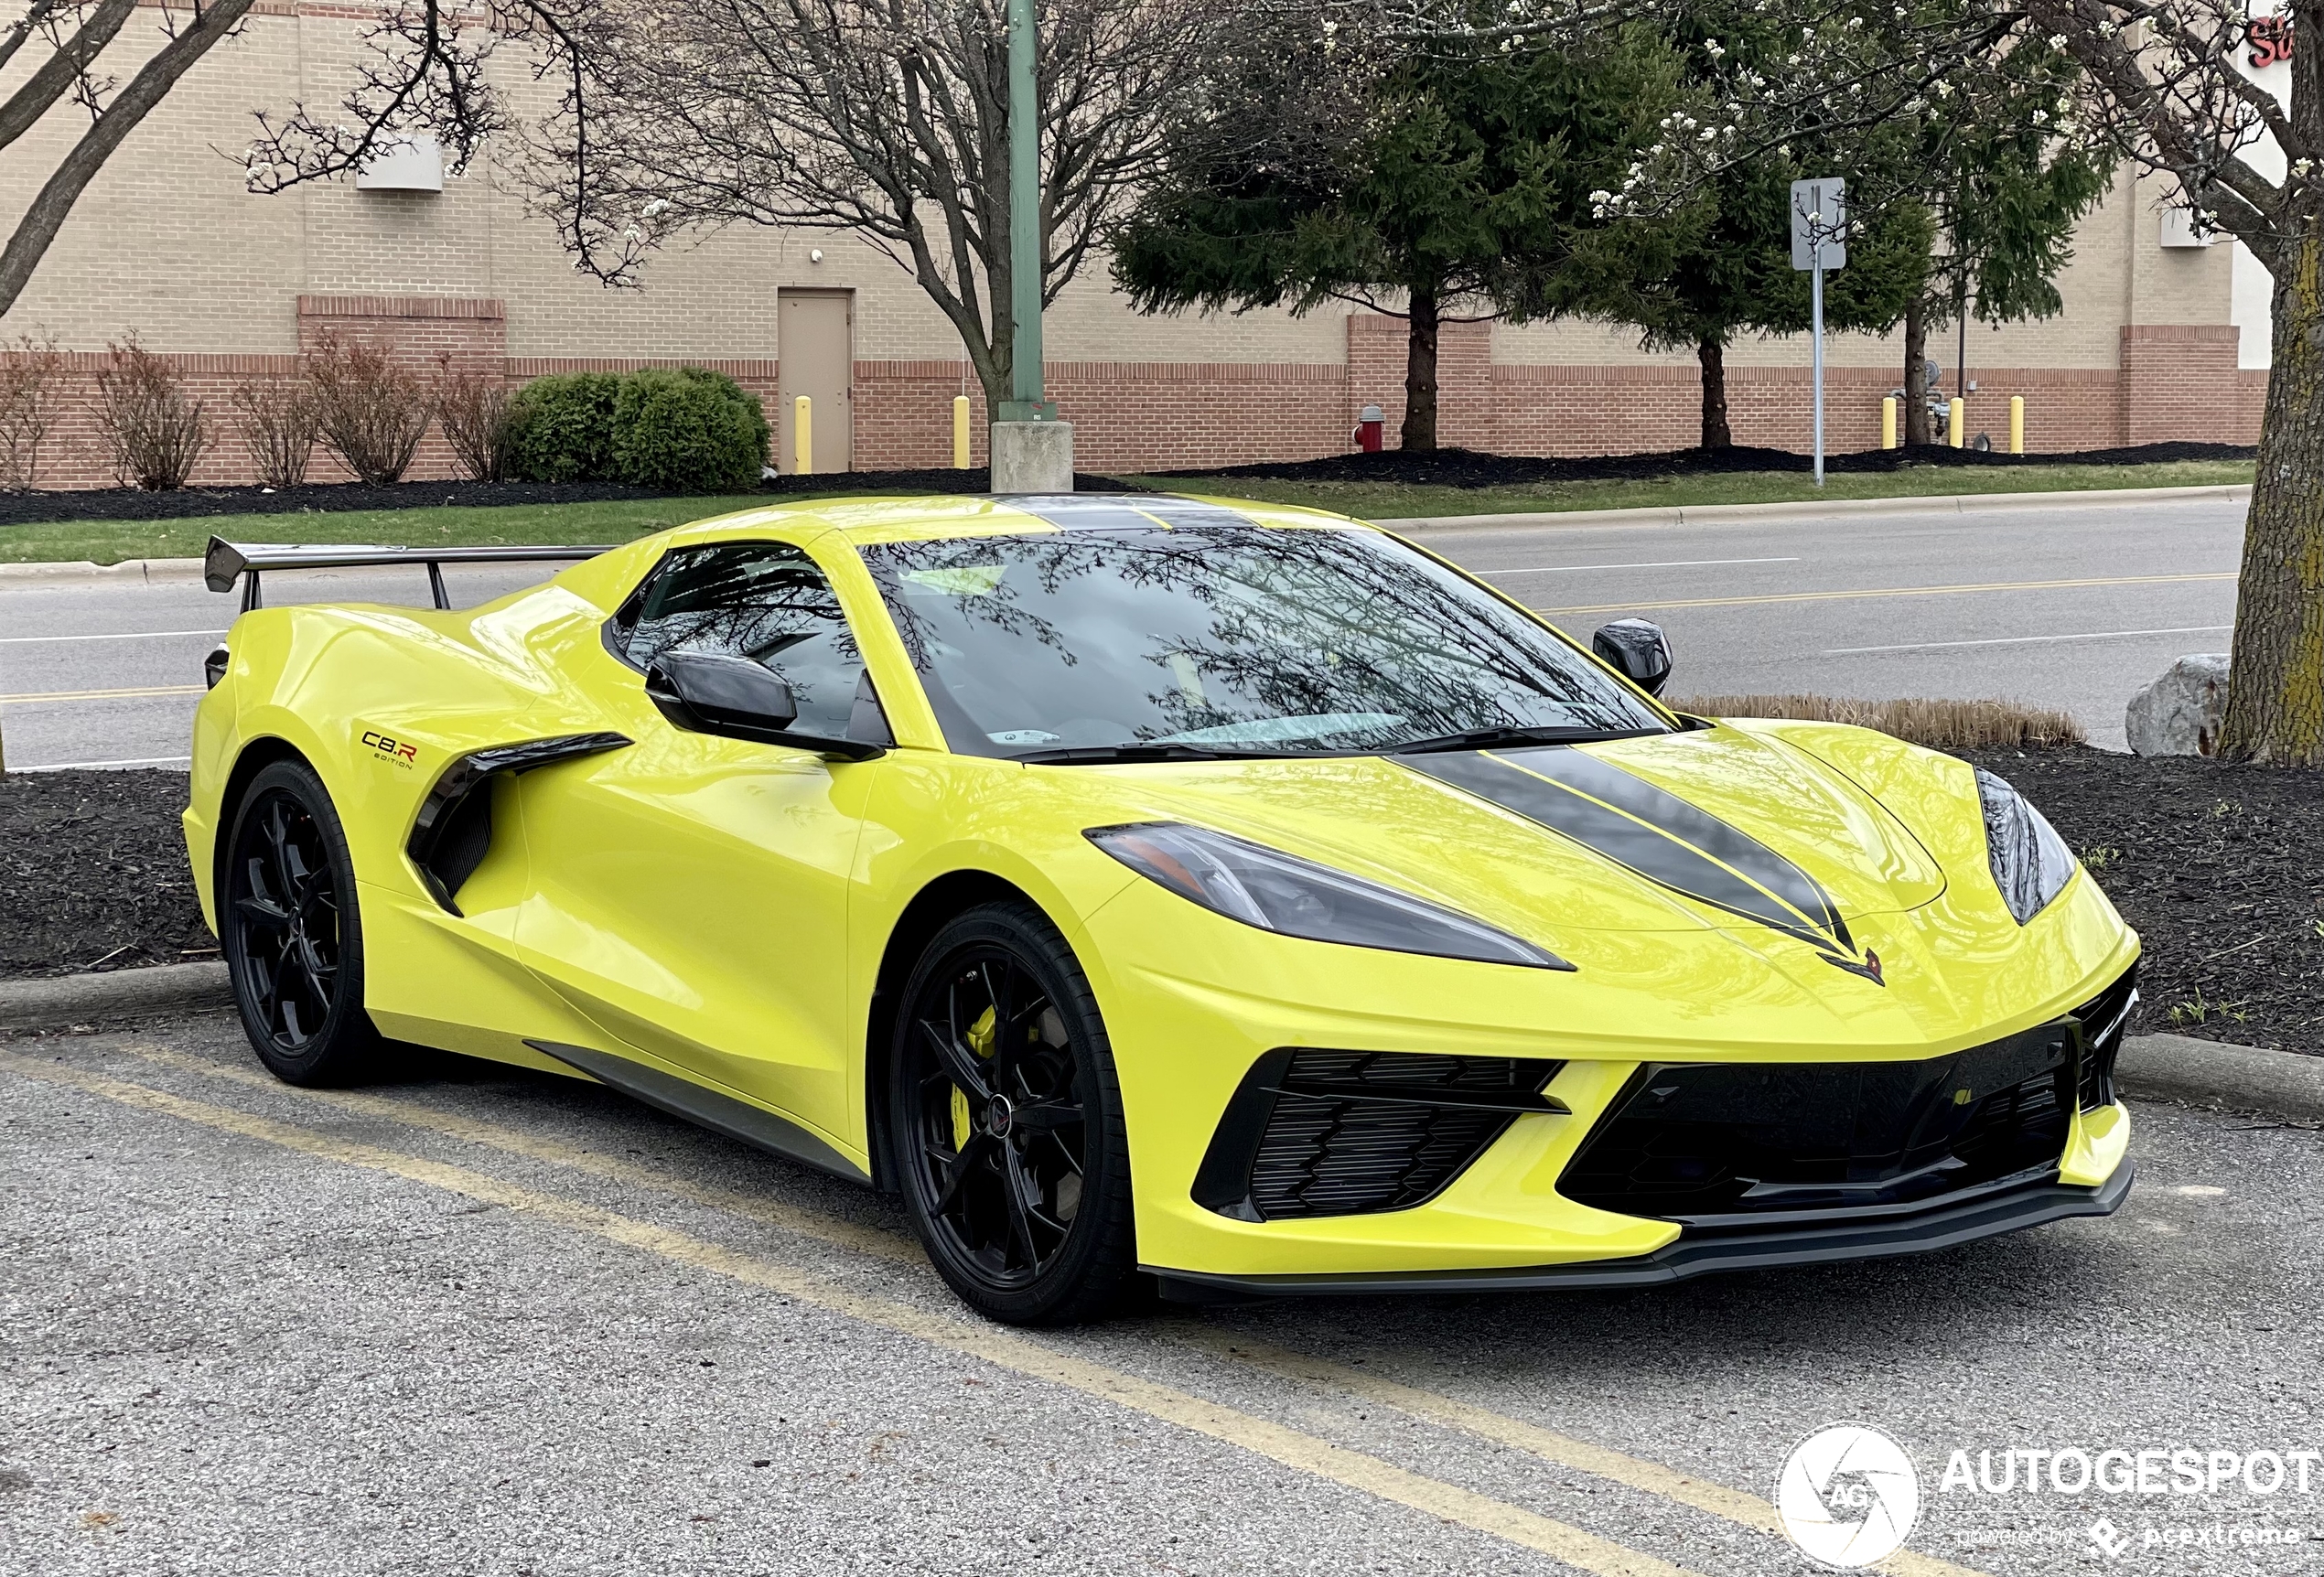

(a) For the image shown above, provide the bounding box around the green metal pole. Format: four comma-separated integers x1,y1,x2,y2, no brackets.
1001,0,1051,421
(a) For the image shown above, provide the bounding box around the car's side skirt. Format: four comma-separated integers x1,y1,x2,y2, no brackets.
1145,1164,2132,1299
525,1038,873,1185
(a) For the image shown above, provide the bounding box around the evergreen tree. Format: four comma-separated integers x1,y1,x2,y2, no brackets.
1575,8,1931,450
1111,29,1682,451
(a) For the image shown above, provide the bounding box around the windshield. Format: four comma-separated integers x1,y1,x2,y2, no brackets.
859,522,1670,758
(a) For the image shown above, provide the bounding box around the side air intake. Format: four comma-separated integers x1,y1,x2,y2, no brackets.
1192,1049,1566,1222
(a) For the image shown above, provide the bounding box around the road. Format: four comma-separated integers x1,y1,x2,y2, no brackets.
0,493,2247,768
4,1012,2319,1575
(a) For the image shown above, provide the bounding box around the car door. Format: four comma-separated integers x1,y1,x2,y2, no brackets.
512,537,891,1158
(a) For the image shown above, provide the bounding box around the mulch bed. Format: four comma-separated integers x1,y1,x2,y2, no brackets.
1158,439,2254,488
6,752,2317,1060
1959,746,2324,1058
0,442,2251,526
1,770,213,979
0,469,1138,527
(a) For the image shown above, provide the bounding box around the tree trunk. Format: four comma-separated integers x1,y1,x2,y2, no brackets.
1696,335,1732,450
1903,297,1932,447
2218,243,2324,763
1401,284,1440,452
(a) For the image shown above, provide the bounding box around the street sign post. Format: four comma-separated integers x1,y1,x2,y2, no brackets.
1791,177,1846,488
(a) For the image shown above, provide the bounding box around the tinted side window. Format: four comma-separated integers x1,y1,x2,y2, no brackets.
612,542,866,739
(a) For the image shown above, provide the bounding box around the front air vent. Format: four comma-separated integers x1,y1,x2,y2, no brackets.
2073,967,2137,1110
1193,1049,1566,1222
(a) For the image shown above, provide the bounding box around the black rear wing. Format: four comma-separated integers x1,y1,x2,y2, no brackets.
204,537,615,613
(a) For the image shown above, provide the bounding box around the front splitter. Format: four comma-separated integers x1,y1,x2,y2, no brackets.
1147,1163,2134,1299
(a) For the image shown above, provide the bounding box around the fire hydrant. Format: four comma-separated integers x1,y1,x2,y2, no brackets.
1352,403,1384,453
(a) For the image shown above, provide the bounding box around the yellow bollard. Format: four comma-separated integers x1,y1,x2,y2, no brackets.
2009,395,2025,455
1947,396,1964,449
952,395,971,469
1881,395,1898,450
793,395,812,476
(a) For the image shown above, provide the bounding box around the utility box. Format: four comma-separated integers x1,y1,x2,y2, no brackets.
2158,209,2212,248
357,135,445,193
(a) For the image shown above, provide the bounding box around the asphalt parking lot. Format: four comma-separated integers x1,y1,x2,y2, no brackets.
5,1011,2320,1576
0,489,2246,767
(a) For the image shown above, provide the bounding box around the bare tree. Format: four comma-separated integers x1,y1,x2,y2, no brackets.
489,0,1234,414
0,0,258,319
2017,0,2324,759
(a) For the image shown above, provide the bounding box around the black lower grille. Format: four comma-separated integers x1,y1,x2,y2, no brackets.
1560,1026,2079,1222
1194,1049,1565,1222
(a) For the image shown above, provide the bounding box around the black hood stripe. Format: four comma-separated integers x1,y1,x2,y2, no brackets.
1407,746,1859,959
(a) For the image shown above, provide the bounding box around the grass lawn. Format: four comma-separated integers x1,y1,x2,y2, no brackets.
1135,457,2256,523
0,457,2255,564
0,494,772,565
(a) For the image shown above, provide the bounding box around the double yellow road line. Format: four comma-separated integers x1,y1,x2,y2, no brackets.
1,1041,1989,1577
1536,571,2237,618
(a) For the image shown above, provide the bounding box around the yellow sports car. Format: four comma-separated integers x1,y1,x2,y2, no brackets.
187,494,2136,1325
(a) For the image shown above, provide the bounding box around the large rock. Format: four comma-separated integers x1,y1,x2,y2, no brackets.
2125,654,2231,756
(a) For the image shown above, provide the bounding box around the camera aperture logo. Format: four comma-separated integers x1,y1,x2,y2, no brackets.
1775,1423,1922,1569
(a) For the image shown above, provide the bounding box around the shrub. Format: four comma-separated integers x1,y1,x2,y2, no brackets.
1668,693,2087,750
508,372,622,482
308,337,434,486
437,366,520,482
609,366,769,492
231,375,318,489
0,335,61,491
91,335,208,490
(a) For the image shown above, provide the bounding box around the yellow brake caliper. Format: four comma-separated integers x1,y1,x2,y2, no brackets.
952,1004,997,1150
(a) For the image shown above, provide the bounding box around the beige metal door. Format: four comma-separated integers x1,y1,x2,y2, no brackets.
779,290,854,473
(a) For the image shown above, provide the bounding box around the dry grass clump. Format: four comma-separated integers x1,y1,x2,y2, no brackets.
1669,693,2087,750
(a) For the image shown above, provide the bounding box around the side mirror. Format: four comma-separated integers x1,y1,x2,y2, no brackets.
1592,618,1672,697
645,652,881,759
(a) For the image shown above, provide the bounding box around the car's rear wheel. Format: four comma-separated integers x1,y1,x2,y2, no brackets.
887,901,1136,1325
221,760,382,1086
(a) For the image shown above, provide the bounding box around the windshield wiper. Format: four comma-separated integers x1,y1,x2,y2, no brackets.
1385,724,1661,756
1013,742,1253,765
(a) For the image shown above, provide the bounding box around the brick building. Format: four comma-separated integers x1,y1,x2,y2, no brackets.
0,3,2267,487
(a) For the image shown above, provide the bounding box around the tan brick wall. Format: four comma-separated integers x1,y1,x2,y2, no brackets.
0,5,2256,483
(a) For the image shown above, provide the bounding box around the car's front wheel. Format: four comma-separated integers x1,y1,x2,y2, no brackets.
221,759,382,1086
886,901,1137,1325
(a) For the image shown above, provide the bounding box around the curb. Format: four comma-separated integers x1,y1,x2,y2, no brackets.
0,961,230,1033
1,966,2316,1125
2114,1032,2324,1124
1382,482,2253,535
0,556,208,584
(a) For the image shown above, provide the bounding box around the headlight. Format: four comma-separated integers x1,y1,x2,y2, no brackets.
1085,821,1572,971
1974,768,2077,925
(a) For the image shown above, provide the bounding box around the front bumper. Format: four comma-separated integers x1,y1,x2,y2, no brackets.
1083,864,2140,1283
1147,1161,2133,1297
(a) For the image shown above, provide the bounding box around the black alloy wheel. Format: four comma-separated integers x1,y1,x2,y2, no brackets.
221,759,382,1085
888,902,1136,1325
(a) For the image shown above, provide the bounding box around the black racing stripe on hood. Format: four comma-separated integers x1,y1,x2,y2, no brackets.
1001,494,1256,531
1407,746,1858,957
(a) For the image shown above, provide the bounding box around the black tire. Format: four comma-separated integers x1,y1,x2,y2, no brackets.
220,759,383,1086
885,901,1137,1325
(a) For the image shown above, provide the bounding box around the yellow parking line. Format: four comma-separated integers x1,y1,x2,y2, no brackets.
1536,571,2235,617
3,1048,1708,1577
95,1041,1999,1577
0,683,206,704
1167,1327,1991,1577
